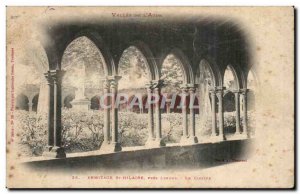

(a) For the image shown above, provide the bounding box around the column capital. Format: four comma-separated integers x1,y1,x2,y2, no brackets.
232,89,241,94
216,86,226,92
148,79,164,89
180,84,189,94
180,83,189,89
186,83,196,88
44,71,53,85
240,88,250,95
49,69,65,84
209,86,225,93
107,75,122,82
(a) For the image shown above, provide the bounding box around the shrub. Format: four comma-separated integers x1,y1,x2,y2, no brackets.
15,109,256,157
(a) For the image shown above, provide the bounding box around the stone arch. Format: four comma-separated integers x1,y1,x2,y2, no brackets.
64,94,75,109
120,41,159,80
159,48,194,84
247,90,256,111
196,59,222,87
199,56,223,86
247,68,258,111
16,94,29,111
232,63,247,90
90,95,101,110
195,58,222,132
223,91,235,112
224,65,240,90
40,38,60,70
247,67,259,90
59,31,116,75
32,94,39,112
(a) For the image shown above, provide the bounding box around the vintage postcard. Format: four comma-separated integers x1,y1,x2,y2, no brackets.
6,6,294,188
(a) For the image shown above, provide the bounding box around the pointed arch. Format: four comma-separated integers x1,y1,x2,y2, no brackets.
247,67,260,90
121,41,159,80
59,30,116,75
224,65,240,90
16,93,29,111
159,48,194,84
196,56,222,87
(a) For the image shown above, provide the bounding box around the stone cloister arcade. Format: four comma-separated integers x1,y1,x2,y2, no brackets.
38,18,257,158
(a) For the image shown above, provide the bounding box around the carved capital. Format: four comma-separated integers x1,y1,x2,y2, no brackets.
107,75,121,90
49,69,65,85
232,89,241,94
102,79,110,90
152,79,164,89
44,71,53,85
240,88,249,95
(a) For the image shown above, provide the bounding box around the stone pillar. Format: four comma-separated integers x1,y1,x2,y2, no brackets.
210,89,217,137
28,101,33,112
145,83,155,146
109,76,122,152
216,87,225,141
102,79,111,146
43,69,66,158
43,71,54,153
166,102,171,113
241,89,249,138
153,80,165,147
233,90,241,135
188,86,198,144
180,85,189,144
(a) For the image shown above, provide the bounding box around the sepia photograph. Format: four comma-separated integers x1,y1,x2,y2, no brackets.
5,6,294,189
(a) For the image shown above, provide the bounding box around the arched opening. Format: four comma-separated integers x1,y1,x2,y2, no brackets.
19,39,49,115
223,91,235,112
160,54,185,144
16,94,29,111
247,69,257,135
90,95,101,110
196,60,215,137
223,65,239,135
128,95,143,113
247,70,257,110
61,36,107,152
118,46,151,147
224,66,239,90
32,94,39,112
64,94,75,109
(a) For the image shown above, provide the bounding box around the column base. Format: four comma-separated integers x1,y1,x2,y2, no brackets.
42,146,66,158
146,138,165,147
144,137,156,147
210,135,225,143
100,142,122,153
189,136,199,144
232,132,248,140
180,136,198,145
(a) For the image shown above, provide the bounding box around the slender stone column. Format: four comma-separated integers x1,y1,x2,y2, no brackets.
210,89,217,137
145,83,155,146
188,86,198,143
180,85,189,144
102,79,111,146
233,90,241,135
43,71,54,153
28,101,33,112
241,89,249,138
153,80,165,146
216,87,225,141
109,76,122,152
43,69,66,158
166,102,171,113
